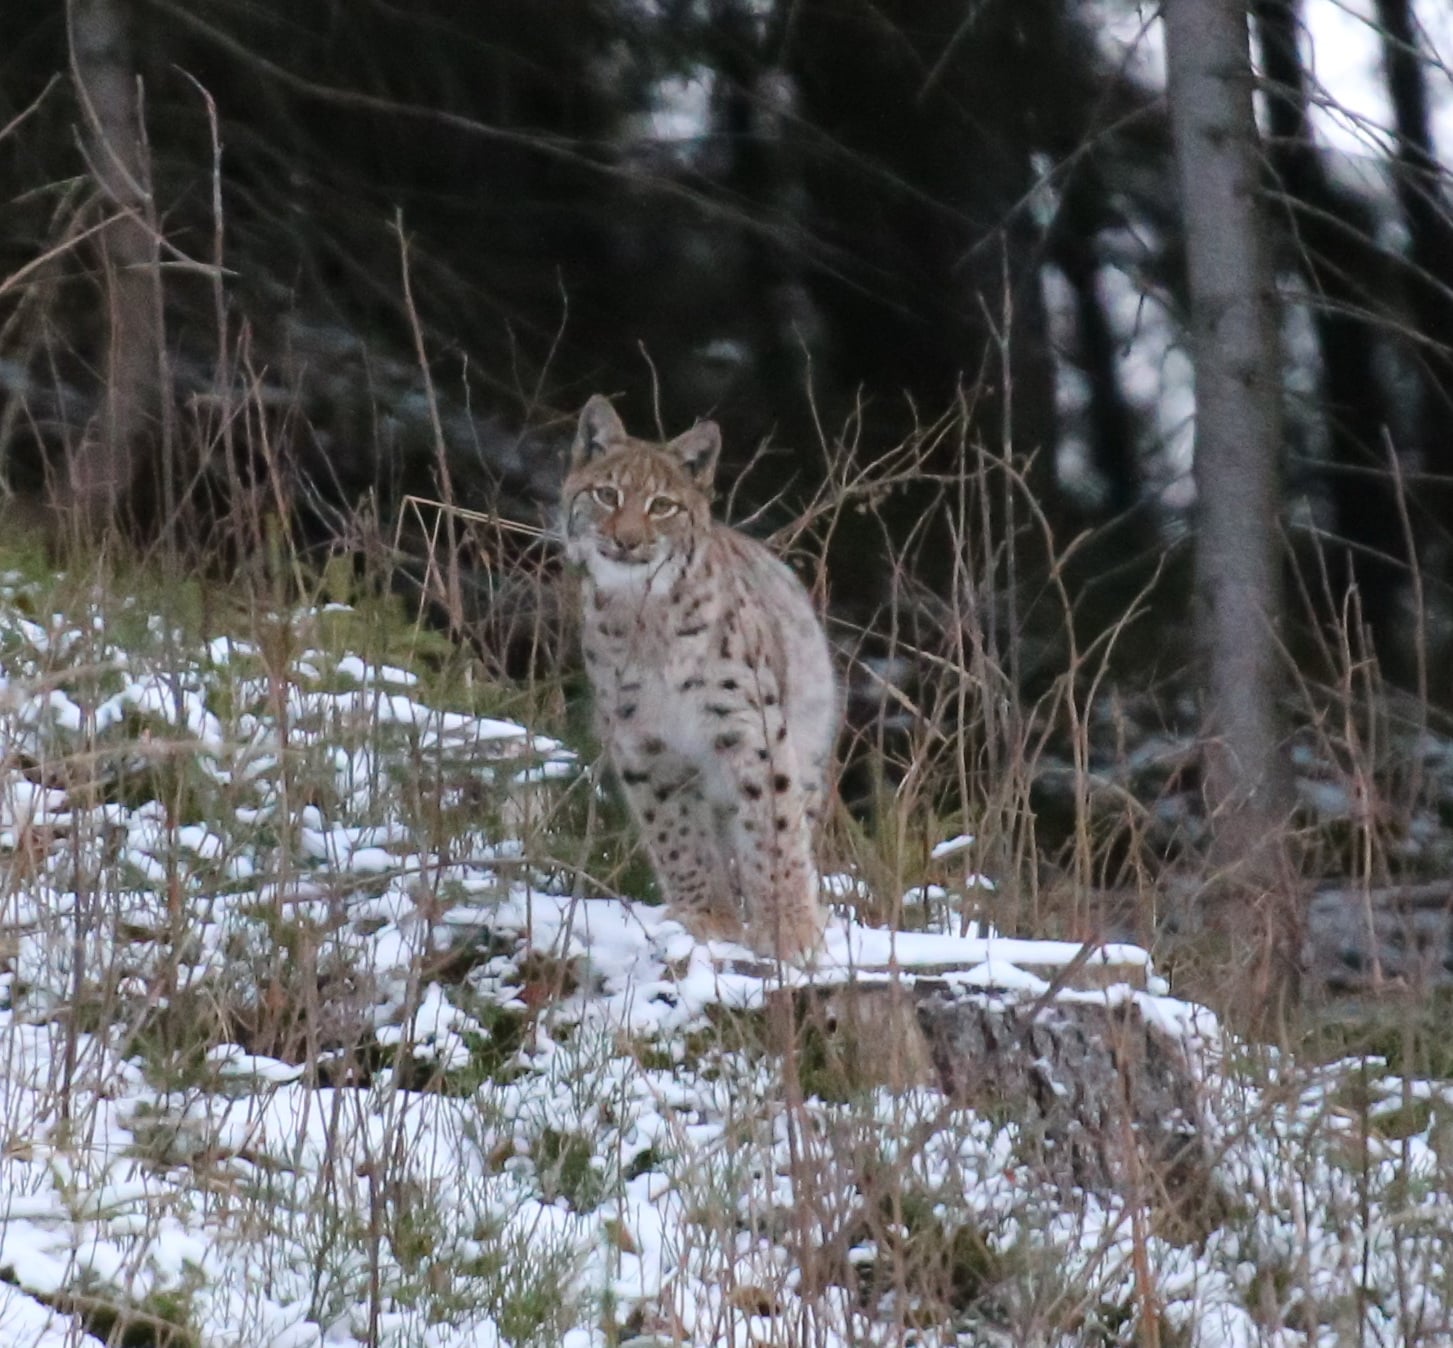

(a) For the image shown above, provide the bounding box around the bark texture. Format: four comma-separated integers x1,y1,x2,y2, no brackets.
917,986,1211,1200
768,964,1211,1209
67,0,159,530
1164,0,1299,1026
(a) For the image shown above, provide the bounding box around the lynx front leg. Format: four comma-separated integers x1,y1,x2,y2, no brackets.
718,742,825,962
618,763,743,944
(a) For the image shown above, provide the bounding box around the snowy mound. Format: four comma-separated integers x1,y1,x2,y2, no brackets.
0,578,1448,1347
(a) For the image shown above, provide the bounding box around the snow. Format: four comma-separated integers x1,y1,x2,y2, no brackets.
0,575,1445,1345
8,15,1453,1318
822,922,1150,973
929,833,975,859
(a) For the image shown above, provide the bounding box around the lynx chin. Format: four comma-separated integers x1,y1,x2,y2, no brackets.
563,395,837,960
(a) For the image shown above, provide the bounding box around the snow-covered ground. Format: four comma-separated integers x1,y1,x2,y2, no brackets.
0,570,1449,1347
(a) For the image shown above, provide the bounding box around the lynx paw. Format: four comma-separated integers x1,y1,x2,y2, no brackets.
677,905,747,947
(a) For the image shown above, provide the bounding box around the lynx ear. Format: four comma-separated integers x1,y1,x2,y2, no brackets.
666,421,721,489
572,395,628,469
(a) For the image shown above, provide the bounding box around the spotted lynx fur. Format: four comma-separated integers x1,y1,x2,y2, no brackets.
563,396,837,960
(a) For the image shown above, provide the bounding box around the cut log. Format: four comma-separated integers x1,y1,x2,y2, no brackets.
765,958,1212,1205
916,984,1211,1199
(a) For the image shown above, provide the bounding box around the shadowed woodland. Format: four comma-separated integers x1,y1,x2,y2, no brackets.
4,0,1453,1026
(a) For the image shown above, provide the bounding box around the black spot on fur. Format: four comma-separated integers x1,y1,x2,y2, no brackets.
776,726,788,742
706,704,732,718
642,737,666,755
681,676,705,691
621,768,650,786
775,816,790,831
654,785,674,803
773,774,790,793
619,703,637,720
676,623,708,639
743,782,763,800
714,732,742,752
719,678,738,692
764,693,779,707
643,808,657,824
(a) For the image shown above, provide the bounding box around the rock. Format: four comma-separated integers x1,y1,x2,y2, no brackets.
1307,883,1453,992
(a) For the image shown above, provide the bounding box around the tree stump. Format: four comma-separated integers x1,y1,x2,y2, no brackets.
766,955,1214,1211
916,984,1211,1201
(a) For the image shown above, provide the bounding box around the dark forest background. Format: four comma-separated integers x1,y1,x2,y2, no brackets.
3,0,1087,594
7,0,1446,634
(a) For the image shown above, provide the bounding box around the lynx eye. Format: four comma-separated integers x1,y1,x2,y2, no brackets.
647,495,681,519
591,485,621,510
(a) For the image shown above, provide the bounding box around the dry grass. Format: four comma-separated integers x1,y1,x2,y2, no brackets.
5,106,1453,1345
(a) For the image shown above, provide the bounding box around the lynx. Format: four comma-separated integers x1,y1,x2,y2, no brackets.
563,395,837,960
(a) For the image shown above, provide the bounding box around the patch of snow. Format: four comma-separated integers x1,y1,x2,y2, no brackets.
0,583,1447,1348
930,833,976,859
336,654,420,687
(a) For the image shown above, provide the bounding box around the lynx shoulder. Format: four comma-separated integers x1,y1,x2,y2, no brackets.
562,395,837,960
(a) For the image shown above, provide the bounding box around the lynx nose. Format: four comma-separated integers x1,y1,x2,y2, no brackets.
608,503,651,556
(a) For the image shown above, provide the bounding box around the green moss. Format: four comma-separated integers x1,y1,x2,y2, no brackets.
829,1187,1003,1328
447,1007,529,1090
100,712,227,822
533,1128,609,1212
538,755,659,906
451,1215,592,1344
624,1146,664,1181
123,996,230,1094
0,1268,206,1348
890,1192,998,1310
1304,992,1453,1081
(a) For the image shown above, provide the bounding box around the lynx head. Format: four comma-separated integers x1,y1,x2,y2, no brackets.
563,395,721,588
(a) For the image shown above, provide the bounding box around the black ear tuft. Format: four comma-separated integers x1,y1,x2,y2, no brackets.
666,421,722,489
572,395,628,469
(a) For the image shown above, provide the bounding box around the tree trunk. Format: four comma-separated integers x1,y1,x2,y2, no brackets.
1163,0,1299,1028
67,0,159,533
1256,0,1409,674
1374,0,1453,665
1048,163,1145,519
